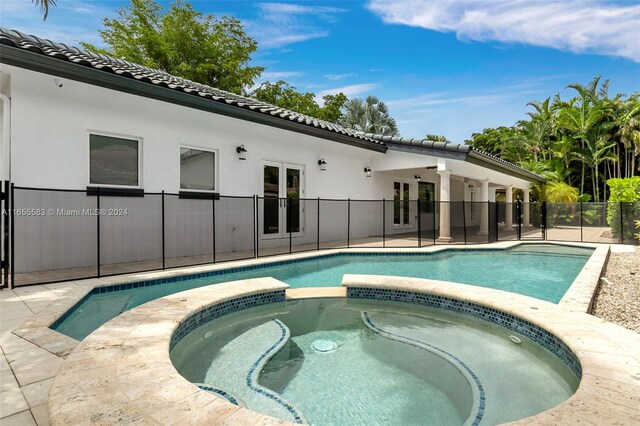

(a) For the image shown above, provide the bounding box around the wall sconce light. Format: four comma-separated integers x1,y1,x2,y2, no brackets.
236,145,247,160
364,167,372,178
318,158,327,171
414,175,422,182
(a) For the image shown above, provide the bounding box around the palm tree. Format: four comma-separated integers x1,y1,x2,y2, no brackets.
424,134,450,142
32,0,56,20
615,94,640,178
544,181,579,203
557,77,614,199
340,96,399,136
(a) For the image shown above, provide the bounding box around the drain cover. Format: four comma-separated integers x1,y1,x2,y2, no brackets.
312,339,337,353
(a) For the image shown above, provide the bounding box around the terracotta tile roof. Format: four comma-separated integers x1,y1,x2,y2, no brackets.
0,27,383,148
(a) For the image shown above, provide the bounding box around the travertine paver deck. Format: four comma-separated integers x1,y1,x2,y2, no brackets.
42,275,640,425
0,241,627,425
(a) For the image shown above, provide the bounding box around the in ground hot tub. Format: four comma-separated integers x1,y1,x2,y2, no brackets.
170,296,580,425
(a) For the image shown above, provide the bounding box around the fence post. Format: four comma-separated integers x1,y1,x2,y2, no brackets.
253,194,264,259
2,181,10,288
317,197,320,251
161,191,165,270
515,200,522,240
580,201,583,243
619,202,624,244
288,198,292,254
486,200,490,243
251,194,258,259
96,187,101,277
541,201,547,240
382,199,386,248
212,195,216,263
347,198,351,248
494,202,500,242
417,199,421,247
462,200,467,244
10,183,15,288
433,200,437,245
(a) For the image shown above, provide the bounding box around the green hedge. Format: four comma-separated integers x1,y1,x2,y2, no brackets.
606,177,640,244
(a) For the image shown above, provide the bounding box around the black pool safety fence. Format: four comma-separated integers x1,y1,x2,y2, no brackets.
1,183,638,288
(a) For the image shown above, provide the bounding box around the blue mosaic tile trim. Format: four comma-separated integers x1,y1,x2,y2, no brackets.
348,287,582,378
196,385,240,406
79,249,514,296
245,319,305,424
169,290,285,350
363,312,485,426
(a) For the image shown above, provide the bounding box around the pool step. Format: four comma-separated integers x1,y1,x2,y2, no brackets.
203,319,307,424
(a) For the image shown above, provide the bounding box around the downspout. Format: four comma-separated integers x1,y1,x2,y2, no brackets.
0,69,10,182
0,77,11,289
0,91,10,183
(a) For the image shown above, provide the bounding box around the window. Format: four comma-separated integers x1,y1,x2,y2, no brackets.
180,148,215,191
90,134,139,186
394,181,411,226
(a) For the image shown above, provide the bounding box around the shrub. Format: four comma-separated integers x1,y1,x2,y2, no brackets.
544,181,579,202
606,177,640,244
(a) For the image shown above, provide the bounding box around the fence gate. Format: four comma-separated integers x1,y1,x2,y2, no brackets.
517,201,546,241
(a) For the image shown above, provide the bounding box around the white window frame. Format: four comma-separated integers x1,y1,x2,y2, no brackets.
87,130,143,189
179,144,219,193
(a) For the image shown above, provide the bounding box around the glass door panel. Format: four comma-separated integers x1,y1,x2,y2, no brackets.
286,168,301,233
403,182,410,225
263,165,280,235
262,163,305,238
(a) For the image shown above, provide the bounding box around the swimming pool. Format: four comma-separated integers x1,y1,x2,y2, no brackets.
171,297,579,425
53,244,593,340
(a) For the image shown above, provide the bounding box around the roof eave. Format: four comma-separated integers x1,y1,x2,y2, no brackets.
385,143,468,161
0,45,387,154
467,150,545,183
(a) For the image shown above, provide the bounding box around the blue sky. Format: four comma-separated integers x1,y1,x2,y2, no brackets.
2,0,639,143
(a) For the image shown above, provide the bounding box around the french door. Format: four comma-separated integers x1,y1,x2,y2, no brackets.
394,181,411,227
263,162,305,238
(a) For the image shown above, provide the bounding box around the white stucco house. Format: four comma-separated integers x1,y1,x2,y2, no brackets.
0,28,543,284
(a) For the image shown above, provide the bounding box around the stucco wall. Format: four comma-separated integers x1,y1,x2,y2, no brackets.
3,65,448,272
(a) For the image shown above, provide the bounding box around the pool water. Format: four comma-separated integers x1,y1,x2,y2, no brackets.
171,298,579,425
54,244,593,340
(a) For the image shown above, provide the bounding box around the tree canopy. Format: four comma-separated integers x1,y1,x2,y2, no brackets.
340,96,399,136
424,134,450,143
82,0,263,94
251,81,348,123
466,77,639,202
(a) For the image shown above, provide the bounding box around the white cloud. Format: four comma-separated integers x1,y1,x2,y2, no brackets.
247,2,346,49
258,3,346,18
261,71,304,80
389,88,543,110
324,73,358,80
317,83,379,98
367,0,640,62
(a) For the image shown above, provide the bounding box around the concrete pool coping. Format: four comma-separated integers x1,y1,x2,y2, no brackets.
45,275,640,425
10,241,608,359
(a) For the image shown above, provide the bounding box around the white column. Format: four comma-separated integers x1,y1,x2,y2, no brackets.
505,185,513,229
523,187,531,226
488,187,496,202
437,170,452,242
478,179,489,235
